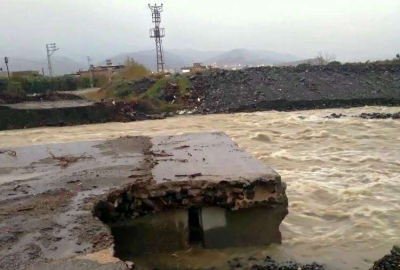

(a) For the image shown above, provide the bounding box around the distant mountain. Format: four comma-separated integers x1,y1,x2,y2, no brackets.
102,49,303,71
98,50,191,72
0,56,86,76
168,49,222,64
205,49,302,66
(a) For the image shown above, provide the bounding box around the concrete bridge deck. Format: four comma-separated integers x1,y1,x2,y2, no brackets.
0,132,287,270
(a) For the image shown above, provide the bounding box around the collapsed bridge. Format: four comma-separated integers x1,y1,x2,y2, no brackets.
0,132,287,269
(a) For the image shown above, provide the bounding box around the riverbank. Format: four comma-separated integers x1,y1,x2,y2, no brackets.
1,64,399,131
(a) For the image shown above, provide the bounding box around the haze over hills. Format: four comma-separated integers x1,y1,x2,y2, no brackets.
100,48,303,71
205,49,302,66
1,49,304,75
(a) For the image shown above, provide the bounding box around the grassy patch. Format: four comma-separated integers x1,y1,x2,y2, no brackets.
159,103,183,113
178,76,192,95
141,78,169,100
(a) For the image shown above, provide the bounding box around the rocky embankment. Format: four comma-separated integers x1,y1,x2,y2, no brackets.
327,112,400,119
371,246,400,270
189,64,400,113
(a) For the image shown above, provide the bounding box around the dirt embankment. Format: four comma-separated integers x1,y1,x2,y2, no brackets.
189,64,400,113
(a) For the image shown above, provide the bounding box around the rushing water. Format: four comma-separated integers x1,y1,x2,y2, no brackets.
1,106,400,270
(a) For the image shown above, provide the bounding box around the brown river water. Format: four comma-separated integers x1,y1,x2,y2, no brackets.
1,106,399,270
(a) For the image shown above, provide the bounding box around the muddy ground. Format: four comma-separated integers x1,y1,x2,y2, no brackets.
0,137,154,270
0,92,83,104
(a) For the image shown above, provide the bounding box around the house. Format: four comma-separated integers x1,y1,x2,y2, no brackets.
11,70,40,78
181,63,208,74
77,64,125,85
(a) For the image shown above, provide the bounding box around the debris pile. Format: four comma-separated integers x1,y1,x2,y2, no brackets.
226,256,326,270
159,82,179,102
0,150,17,157
359,112,400,120
48,151,93,168
189,64,400,114
325,112,400,120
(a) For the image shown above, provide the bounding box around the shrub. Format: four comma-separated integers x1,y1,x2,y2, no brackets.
328,61,342,65
0,79,8,93
117,58,151,80
6,81,24,94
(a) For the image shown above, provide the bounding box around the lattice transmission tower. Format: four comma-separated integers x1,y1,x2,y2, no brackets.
46,43,59,77
148,3,165,73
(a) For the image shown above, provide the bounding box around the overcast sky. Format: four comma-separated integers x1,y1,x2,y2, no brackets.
0,0,399,62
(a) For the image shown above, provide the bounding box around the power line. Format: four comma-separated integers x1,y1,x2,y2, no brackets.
87,56,94,88
59,48,90,60
6,57,47,65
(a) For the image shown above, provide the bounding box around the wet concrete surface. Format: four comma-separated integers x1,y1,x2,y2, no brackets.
0,132,285,270
0,136,151,270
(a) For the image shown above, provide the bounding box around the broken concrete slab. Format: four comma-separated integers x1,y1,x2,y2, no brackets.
0,132,287,269
94,132,288,256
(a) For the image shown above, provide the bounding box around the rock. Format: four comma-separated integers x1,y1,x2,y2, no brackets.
125,261,135,269
370,246,400,270
0,235,18,244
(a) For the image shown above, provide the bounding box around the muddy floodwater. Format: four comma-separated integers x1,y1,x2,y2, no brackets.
1,106,400,270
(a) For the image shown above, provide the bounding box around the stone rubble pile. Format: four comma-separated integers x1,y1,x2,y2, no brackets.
370,246,400,270
188,64,400,114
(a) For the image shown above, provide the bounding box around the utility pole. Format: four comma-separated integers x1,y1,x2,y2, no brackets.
87,56,94,88
148,3,165,73
46,43,59,77
4,57,10,78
